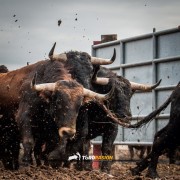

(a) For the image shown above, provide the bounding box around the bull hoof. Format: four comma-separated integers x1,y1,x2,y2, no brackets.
21,158,33,166
3,161,14,170
74,163,83,171
101,168,110,174
36,160,42,167
84,166,92,171
44,160,49,166
130,167,141,176
49,160,62,169
146,170,159,179
14,161,19,170
63,161,71,168
83,162,92,171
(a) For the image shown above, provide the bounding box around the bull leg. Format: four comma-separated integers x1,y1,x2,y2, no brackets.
2,157,13,170
13,144,20,170
131,127,167,176
82,140,92,171
128,146,134,160
168,148,176,164
146,129,169,178
17,112,34,165
146,146,151,156
63,159,71,168
130,153,151,176
101,126,118,173
72,139,92,171
146,153,160,178
139,147,146,159
34,139,43,166
75,149,84,171
13,156,19,170
101,140,113,173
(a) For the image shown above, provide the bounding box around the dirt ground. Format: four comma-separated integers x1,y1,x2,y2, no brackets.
0,161,180,180
0,147,180,180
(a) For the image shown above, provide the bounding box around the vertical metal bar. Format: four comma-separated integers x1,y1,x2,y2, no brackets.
152,28,158,134
119,41,124,76
120,41,125,141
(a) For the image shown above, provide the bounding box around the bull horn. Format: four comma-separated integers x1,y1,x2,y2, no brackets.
93,77,109,85
130,79,161,91
91,48,116,65
49,42,67,61
31,73,56,91
83,85,114,101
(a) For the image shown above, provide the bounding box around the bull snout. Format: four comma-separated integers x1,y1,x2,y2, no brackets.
58,127,76,138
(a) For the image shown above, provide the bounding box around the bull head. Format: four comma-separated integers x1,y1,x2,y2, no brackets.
48,42,116,65
31,73,114,101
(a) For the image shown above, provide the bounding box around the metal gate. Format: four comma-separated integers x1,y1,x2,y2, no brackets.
91,27,180,145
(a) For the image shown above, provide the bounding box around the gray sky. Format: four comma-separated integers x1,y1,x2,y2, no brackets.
0,0,180,70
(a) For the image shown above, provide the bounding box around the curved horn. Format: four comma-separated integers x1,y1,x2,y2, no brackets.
130,79,161,91
91,48,116,65
49,42,67,61
31,73,56,91
83,85,114,101
93,77,109,85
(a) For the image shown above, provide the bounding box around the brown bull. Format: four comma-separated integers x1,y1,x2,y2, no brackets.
0,45,115,168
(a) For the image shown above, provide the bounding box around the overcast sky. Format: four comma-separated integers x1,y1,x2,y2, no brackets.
0,0,180,70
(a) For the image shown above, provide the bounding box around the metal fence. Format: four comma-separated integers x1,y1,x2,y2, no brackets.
91,27,180,145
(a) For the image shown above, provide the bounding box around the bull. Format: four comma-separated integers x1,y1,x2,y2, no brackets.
131,82,180,178
0,44,115,168
65,65,161,173
0,65,8,73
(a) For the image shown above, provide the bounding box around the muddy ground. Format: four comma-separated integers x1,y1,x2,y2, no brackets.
0,151,180,180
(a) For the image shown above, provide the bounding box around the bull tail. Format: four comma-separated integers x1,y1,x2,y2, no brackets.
129,95,172,128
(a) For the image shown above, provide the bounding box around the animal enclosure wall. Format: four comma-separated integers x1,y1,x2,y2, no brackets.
91,27,180,145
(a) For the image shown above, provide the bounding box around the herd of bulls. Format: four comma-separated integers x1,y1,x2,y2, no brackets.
0,43,179,179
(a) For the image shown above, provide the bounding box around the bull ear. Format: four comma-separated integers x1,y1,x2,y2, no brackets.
91,48,116,65
49,42,67,61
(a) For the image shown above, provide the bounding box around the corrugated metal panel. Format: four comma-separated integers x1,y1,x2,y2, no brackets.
92,27,180,145
157,32,180,58
124,38,153,64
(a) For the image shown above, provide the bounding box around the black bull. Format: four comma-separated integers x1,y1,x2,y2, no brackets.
0,44,115,169
131,82,180,179
64,65,162,173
